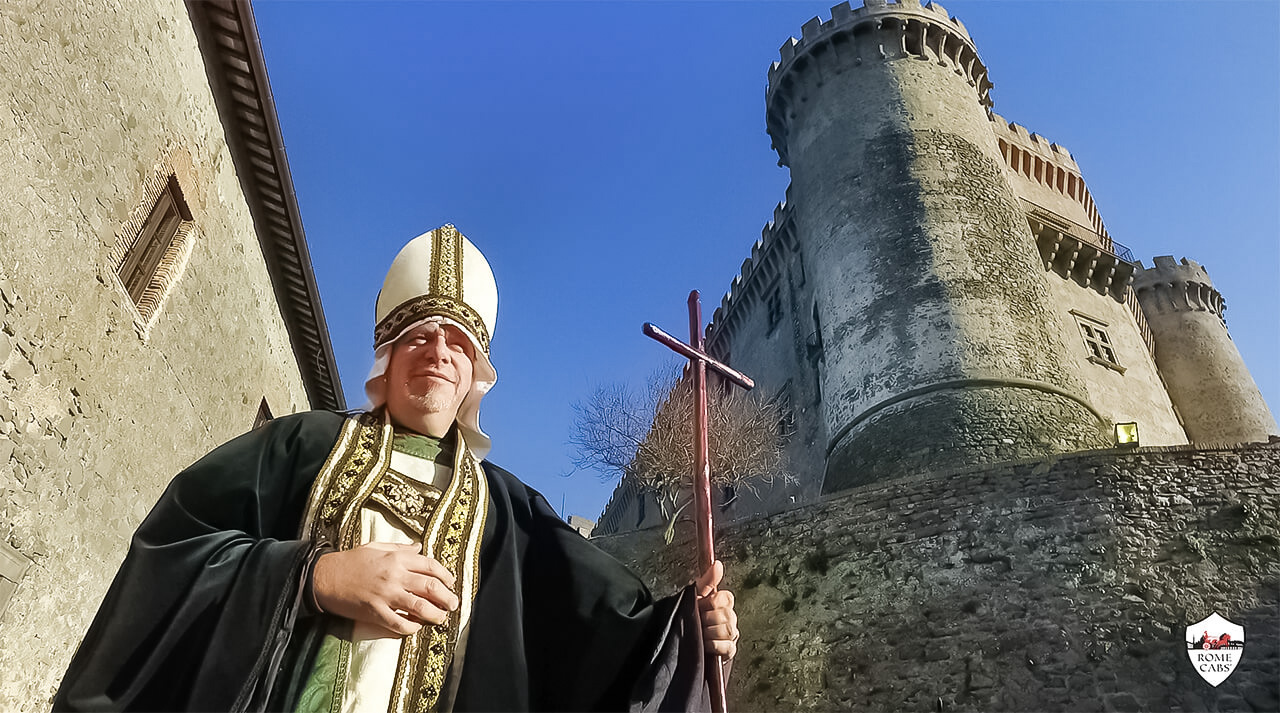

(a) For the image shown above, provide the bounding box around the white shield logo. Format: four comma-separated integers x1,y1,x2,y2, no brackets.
1186,612,1245,686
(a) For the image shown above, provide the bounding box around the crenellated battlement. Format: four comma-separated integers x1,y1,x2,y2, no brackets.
1133,256,1226,323
766,0,992,166
990,113,1080,173
706,188,798,353
1138,256,1213,287
991,113,1113,244
773,0,975,73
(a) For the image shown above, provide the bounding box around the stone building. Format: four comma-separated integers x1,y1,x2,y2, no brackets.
595,0,1277,534
594,2,1278,710
0,0,343,707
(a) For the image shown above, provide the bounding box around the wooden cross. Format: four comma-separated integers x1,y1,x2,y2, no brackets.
643,290,755,713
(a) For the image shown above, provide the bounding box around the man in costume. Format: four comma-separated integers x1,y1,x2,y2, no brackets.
55,225,738,712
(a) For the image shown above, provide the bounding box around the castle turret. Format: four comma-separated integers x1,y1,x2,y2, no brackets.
1133,256,1277,443
765,0,1110,490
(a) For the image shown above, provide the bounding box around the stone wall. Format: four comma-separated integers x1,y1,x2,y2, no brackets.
0,0,312,706
595,443,1280,712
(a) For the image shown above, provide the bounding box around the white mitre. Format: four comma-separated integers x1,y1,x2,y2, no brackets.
363,224,498,459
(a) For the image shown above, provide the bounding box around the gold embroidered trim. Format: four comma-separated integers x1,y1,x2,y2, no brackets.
429,224,463,302
299,414,392,713
298,415,489,713
373,294,490,354
300,412,394,547
299,415,362,540
367,470,442,534
328,623,354,713
388,440,489,713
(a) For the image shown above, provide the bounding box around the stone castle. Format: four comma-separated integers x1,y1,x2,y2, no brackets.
596,0,1276,534
593,2,1279,710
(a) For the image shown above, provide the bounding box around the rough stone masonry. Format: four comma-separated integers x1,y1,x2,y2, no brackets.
595,443,1280,712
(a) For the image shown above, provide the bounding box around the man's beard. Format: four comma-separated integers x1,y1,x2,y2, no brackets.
407,384,458,414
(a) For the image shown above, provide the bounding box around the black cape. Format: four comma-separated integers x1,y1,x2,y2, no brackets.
54,411,714,712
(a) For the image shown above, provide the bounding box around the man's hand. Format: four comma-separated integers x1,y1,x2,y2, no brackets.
695,560,739,659
312,542,460,637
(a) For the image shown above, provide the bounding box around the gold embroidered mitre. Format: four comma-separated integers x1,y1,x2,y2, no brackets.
374,224,497,356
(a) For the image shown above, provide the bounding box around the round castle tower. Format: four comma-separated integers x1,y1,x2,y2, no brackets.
765,0,1110,490
1133,256,1277,443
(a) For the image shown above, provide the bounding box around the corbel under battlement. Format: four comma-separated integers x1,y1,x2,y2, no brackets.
1030,213,1134,302
1133,257,1226,325
1030,211,1155,354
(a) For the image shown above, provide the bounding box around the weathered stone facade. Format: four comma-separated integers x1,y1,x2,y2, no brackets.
596,443,1280,712
0,0,341,707
597,0,1275,532
1134,257,1279,445
769,15,1113,486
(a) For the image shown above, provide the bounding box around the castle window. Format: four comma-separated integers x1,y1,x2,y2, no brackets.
112,173,195,329
766,288,783,333
1072,311,1125,373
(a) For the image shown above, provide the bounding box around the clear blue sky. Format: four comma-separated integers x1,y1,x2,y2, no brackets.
252,0,1280,522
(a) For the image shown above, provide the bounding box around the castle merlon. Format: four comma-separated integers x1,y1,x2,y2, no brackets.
990,112,1080,171
766,1,993,167
1146,255,1211,282
769,1,984,85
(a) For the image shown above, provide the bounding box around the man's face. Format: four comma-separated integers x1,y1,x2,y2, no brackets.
384,321,476,435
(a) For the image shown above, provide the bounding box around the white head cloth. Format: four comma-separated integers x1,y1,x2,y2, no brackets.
362,224,498,459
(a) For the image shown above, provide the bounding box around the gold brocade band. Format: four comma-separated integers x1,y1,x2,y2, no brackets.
298,412,490,713
373,294,490,354
390,438,488,712
429,224,463,303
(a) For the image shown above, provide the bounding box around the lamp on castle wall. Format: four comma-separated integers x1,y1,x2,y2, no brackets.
1115,422,1140,447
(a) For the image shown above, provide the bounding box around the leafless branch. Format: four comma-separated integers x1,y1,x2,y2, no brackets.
568,367,793,526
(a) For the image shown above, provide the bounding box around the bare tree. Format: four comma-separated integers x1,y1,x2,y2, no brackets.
569,368,792,539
